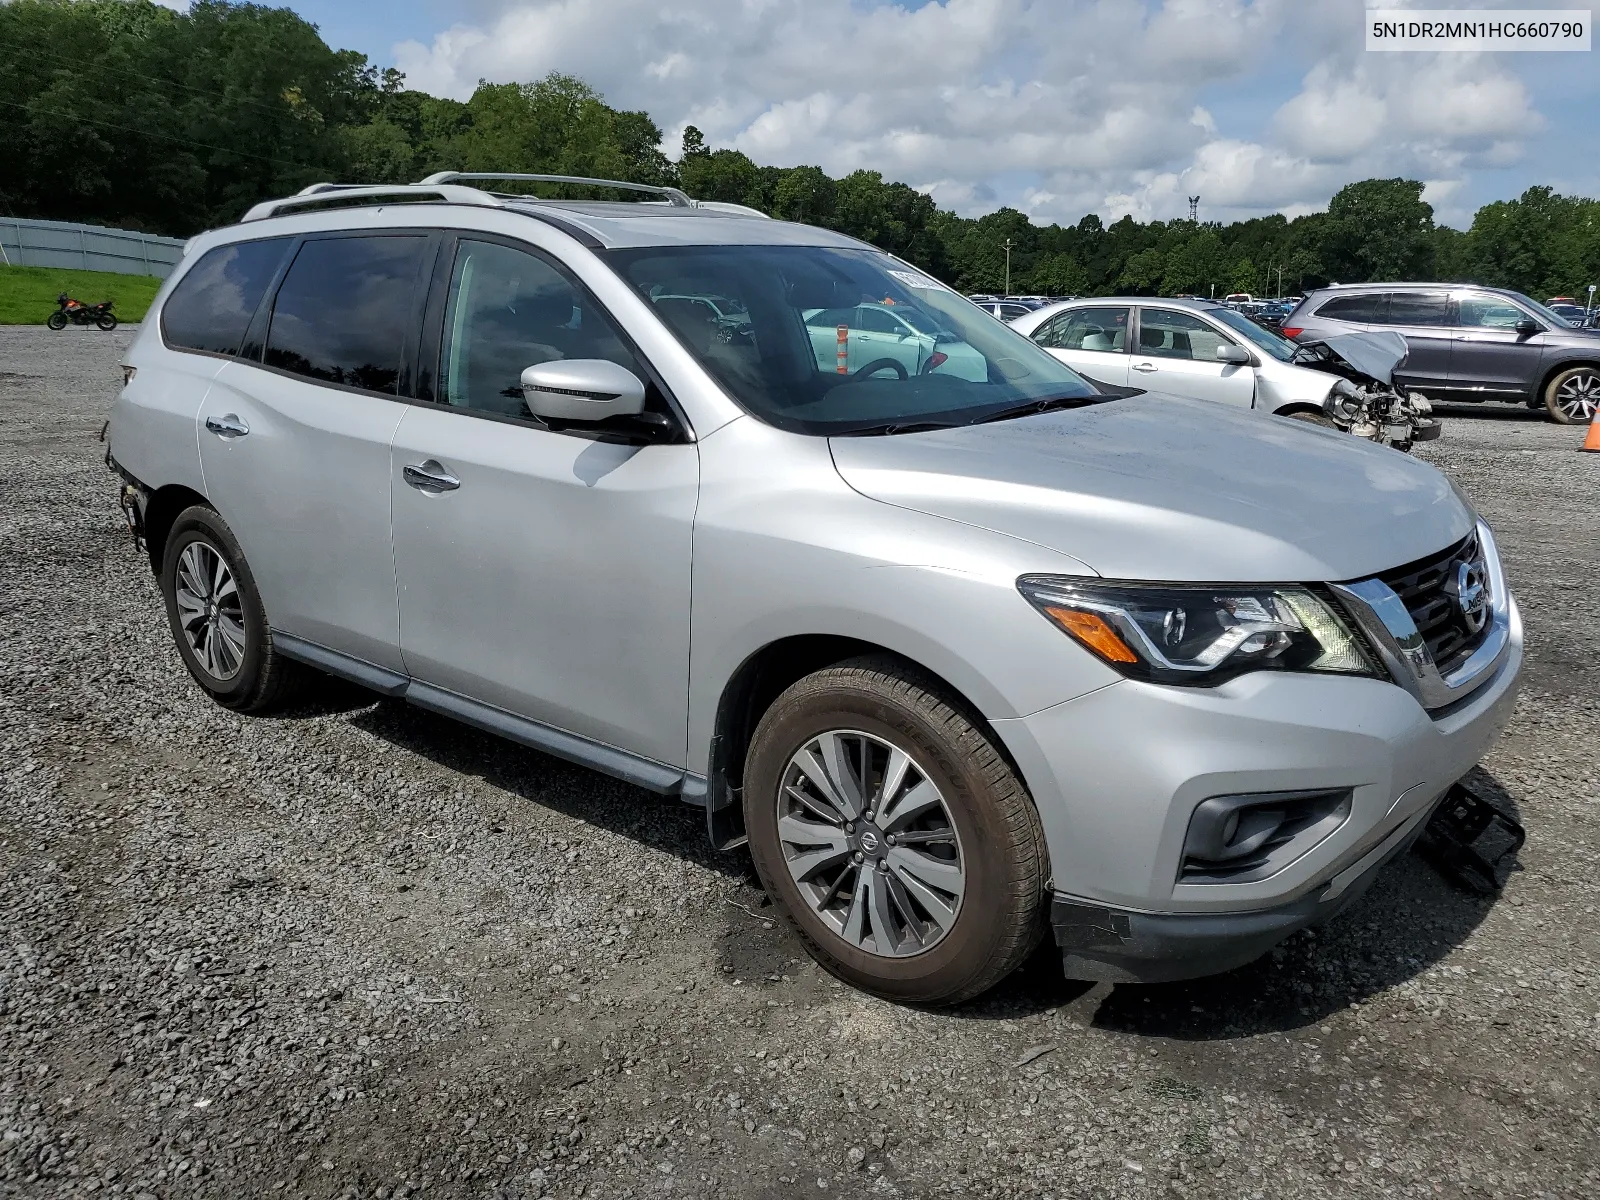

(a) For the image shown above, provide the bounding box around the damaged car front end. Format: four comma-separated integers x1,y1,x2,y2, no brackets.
1295,330,1441,452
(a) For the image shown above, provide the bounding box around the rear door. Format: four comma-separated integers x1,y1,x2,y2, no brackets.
1449,291,1548,400
1128,307,1254,406
197,232,433,671
1028,305,1130,386
1377,291,1454,393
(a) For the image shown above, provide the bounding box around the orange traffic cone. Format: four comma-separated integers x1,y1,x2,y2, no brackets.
1585,409,1600,452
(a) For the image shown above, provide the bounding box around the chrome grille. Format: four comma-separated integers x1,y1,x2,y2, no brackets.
1376,532,1488,673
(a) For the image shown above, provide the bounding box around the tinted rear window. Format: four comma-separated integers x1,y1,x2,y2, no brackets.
1314,293,1387,323
1386,292,1450,326
264,235,427,395
161,239,289,356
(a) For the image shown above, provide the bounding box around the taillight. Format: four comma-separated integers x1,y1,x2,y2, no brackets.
1280,326,1303,339
927,351,948,371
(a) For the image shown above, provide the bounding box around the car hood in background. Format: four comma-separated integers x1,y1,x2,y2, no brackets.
828,394,1472,583
1297,330,1410,384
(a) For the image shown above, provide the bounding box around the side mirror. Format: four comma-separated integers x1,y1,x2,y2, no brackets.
1514,317,1541,336
1216,343,1252,365
520,359,646,423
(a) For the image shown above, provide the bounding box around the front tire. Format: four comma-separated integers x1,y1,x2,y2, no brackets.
1543,366,1600,425
96,313,118,331
1283,409,1336,428
160,506,302,712
743,657,1047,1005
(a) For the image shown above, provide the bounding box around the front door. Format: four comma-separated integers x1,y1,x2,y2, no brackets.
1450,291,1549,401
1129,307,1254,406
197,232,433,671
1030,305,1131,387
390,235,698,766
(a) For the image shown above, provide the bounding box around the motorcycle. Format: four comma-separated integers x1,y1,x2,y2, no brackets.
47,294,118,331
1292,330,1439,452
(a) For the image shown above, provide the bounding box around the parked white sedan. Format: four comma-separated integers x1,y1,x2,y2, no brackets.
1009,297,1342,418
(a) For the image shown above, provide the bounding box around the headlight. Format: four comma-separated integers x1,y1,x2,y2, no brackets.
1017,576,1378,685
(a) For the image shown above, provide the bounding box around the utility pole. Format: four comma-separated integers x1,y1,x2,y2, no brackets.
1003,238,1014,297
1277,263,1283,298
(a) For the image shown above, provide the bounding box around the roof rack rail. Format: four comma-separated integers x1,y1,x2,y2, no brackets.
241,183,504,223
418,172,694,208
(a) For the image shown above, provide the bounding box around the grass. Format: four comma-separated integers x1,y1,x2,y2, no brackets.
0,263,162,325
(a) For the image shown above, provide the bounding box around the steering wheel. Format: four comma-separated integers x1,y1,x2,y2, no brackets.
853,358,908,380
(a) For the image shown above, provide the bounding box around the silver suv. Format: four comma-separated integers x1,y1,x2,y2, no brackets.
108,174,1523,1003
1284,282,1600,423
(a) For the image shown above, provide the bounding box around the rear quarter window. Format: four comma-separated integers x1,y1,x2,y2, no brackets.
1313,293,1388,323
161,239,290,357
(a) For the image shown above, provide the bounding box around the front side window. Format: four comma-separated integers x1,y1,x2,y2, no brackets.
1137,309,1231,361
1456,294,1529,329
162,238,289,357
1385,292,1450,327
263,235,427,394
607,245,1096,435
439,238,647,419
1034,306,1129,352
1315,293,1387,323
1209,306,1297,361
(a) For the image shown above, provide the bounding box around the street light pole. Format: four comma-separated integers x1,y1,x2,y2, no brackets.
1003,238,1014,297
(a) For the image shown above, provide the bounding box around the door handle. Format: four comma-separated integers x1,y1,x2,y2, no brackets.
403,460,461,492
1131,362,1158,373
204,413,249,438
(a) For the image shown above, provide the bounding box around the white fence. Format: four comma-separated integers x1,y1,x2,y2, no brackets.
0,217,185,279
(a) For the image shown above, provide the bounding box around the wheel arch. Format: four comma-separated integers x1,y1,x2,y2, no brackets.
142,483,211,576
1537,358,1600,410
703,633,1020,848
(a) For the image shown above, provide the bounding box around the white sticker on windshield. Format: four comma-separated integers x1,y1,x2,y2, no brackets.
888,269,944,291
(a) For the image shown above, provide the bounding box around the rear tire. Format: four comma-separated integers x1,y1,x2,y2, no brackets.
160,505,303,712
97,314,118,331
46,312,67,331
743,656,1047,1006
1543,365,1599,425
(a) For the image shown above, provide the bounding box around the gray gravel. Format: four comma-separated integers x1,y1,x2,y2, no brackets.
2,325,1598,1199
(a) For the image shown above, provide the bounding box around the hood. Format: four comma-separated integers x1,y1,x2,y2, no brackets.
1299,330,1409,384
828,394,1472,583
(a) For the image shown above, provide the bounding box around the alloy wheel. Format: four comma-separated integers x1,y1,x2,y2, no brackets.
1555,371,1599,422
174,540,246,681
776,730,965,958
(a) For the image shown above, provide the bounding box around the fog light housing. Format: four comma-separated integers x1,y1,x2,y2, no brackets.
1180,788,1352,883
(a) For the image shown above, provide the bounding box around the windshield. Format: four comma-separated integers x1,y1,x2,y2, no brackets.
1513,292,1585,328
606,245,1097,434
1209,306,1298,361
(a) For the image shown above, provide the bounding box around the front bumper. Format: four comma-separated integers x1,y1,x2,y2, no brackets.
991,596,1522,976
1050,787,1441,982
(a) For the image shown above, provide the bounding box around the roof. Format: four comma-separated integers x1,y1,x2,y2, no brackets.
232,173,869,252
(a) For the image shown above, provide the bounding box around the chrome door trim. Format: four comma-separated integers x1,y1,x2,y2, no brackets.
1330,520,1512,711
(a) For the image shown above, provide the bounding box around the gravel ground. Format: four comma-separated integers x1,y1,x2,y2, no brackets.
2,325,1598,1200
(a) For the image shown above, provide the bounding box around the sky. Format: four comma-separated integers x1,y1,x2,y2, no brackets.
274,0,1598,229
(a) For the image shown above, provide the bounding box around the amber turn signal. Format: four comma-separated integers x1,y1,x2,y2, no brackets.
1042,605,1139,664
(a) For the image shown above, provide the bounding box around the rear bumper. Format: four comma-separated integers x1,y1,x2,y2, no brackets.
1050,789,1441,982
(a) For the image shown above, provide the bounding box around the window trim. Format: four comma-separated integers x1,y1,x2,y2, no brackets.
416,230,693,443
158,235,294,364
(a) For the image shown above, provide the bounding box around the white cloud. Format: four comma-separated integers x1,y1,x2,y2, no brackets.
392,0,1546,227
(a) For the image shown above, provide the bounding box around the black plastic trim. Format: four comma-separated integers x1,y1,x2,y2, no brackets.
273,633,408,696
1053,791,1443,983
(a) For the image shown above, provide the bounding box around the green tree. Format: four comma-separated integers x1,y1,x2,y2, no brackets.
1321,178,1436,282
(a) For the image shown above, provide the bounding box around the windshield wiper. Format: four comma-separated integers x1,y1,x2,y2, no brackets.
834,419,966,436
968,394,1106,425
